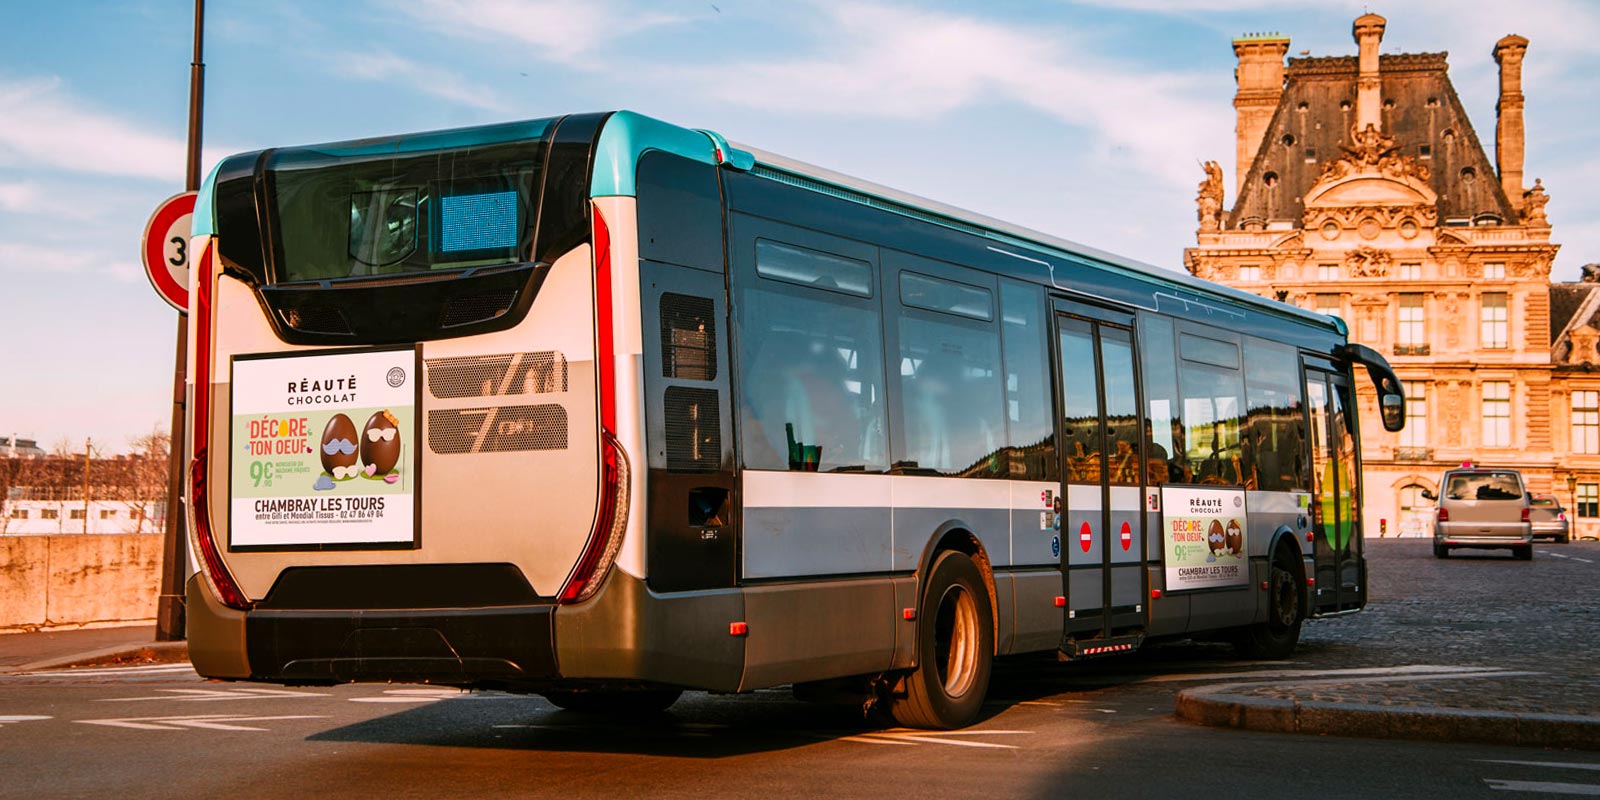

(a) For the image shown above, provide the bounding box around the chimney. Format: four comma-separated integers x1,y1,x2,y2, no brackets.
1352,13,1386,132
1232,33,1291,195
1494,34,1529,213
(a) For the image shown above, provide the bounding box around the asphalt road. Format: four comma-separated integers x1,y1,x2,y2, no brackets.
2,541,1597,799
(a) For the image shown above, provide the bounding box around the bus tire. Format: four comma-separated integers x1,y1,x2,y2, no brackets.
889,550,993,730
1233,547,1302,660
542,689,682,716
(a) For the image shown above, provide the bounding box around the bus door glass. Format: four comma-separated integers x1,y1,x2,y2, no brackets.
1306,369,1363,612
1055,306,1146,641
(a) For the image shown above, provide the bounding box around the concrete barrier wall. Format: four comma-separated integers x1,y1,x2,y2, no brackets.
0,534,162,633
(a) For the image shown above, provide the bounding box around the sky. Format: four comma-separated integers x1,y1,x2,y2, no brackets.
2,0,1597,453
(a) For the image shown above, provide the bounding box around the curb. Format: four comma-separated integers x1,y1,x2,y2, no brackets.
3,641,190,675
1176,685,1600,752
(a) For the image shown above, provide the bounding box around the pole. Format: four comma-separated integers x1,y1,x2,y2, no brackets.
83,438,91,535
156,0,203,642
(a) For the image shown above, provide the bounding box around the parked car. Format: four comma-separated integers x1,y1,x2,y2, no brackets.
1424,467,1534,560
1529,494,1571,543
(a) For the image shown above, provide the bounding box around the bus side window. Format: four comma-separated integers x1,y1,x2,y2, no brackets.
1178,332,1246,487
1243,338,1307,492
894,269,1006,477
737,239,888,473
1000,281,1056,481
1140,315,1180,486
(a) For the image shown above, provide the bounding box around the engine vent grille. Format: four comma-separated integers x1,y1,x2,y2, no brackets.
425,352,568,399
427,405,568,454
660,293,717,380
664,387,719,471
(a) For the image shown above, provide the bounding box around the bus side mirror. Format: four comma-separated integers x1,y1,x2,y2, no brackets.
1380,391,1405,433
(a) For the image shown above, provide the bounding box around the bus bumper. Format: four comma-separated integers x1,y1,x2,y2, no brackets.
186,574,559,686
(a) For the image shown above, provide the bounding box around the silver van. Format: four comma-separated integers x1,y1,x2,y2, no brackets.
1425,468,1533,560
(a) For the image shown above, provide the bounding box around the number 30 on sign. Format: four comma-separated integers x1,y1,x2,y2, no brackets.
141,191,197,313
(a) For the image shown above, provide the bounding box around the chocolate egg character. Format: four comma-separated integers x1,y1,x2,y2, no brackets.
1207,519,1227,556
360,410,401,476
320,413,359,478
1225,519,1243,555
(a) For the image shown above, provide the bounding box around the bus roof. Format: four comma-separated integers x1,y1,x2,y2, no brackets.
726,143,1343,336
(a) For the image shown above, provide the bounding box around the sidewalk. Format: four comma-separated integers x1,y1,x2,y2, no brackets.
1176,539,1600,751
0,625,187,674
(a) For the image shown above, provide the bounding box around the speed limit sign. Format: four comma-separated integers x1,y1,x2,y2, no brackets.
141,191,196,312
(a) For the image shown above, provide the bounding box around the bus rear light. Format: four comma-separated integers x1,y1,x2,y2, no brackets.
559,206,627,605
188,242,249,611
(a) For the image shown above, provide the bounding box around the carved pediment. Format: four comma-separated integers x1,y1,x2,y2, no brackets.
1304,124,1437,210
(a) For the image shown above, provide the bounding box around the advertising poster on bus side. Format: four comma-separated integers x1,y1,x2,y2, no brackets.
1161,486,1248,590
229,348,419,548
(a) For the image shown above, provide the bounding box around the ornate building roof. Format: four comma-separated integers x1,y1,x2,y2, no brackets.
1228,53,1517,230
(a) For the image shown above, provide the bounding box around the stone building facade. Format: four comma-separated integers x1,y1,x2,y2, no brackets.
1186,13,1600,540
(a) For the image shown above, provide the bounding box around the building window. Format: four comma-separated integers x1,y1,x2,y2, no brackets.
99,509,115,519
1238,265,1261,282
8,509,26,520
1484,262,1505,280
1398,293,1426,346
1481,293,1508,349
1579,483,1599,518
1399,381,1427,449
1574,391,1600,455
1314,293,1340,318
1482,381,1512,447
69,509,85,520
41,508,58,520
1318,264,1339,281
1398,263,1421,280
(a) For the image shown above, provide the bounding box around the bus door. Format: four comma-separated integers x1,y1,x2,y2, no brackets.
1054,301,1147,650
1305,366,1365,612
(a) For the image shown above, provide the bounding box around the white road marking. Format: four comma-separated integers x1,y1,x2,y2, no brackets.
1481,761,1600,772
21,664,196,678
1144,664,1497,684
0,715,52,727
840,735,917,746
101,687,328,703
846,729,1031,750
76,714,327,732
1484,779,1600,795
1017,701,1060,707
350,688,463,704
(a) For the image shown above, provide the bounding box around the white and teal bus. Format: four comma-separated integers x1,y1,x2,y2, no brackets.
185,111,1405,729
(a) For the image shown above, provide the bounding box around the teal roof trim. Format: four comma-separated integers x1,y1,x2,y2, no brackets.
590,111,722,197
192,159,222,238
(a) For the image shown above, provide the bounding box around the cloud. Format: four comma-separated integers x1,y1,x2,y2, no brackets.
668,3,1231,189
331,50,514,113
395,0,684,65
0,77,187,182
0,240,144,283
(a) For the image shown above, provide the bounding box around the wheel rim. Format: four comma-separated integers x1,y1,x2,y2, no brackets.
933,583,980,698
1270,565,1298,630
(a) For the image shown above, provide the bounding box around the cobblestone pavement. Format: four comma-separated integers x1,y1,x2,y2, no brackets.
1245,538,1600,716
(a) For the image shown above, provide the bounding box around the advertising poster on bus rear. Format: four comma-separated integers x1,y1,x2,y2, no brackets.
228,348,419,548
1161,487,1248,590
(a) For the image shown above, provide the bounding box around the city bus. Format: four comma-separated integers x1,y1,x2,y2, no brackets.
184,111,1406,729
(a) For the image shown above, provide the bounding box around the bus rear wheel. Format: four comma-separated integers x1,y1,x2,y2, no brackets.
1233,548,1302,660
542,688,682,716
888,550,993,730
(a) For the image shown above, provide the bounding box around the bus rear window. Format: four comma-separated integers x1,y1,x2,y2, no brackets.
264,122,549,283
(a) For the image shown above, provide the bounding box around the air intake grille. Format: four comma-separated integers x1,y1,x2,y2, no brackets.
664,387,720,471
427,405,568,454
441,291,518,327
280,305,352,335
425,352,567,399
660,293,717,380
